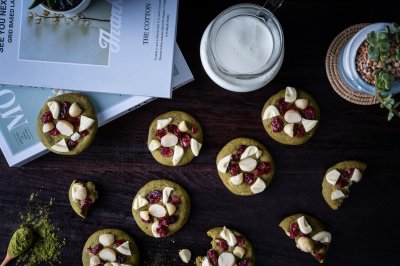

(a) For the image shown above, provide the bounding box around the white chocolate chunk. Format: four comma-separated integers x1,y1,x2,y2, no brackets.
99,248,116,262
47,101,60,119
99,234,115,247
285,86,297,103
219,226,237,247
149,204,167,218
312,231,332,243
263,105,280,120
331,189,346,200
116,241,132,256
148,139,161,152
350,168,362,182
240,146,259,160
42,122,54,133
157,118,172,130
190,138,202,156
255,150,262,159
133,195,149,210
69,103,82,117
71,183,87,202
295,98,309,109
173,145,184,166
229,173,243,185
296,237,314,253
297,216,312,234
70,132,81,141
120,264,133,266
218,252,235,266
301,118,318,132
51,138,69,153
56,120,74,137
250,178,267,194
151,221,161,238
79,115,95,132
140,211,150,221
165,202,176,216
217,155,232,173
326,169,341,185
239,157,257,172
179,249,191,263
90,255,101,266
284,110,302,123
178,121,189,132
162,187,174,205
284,123,294,137
110,263,120,266
233,246,245,258
161,133,178,148
202,257,212,266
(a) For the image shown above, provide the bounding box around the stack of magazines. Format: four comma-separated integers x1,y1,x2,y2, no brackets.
0,0,194,166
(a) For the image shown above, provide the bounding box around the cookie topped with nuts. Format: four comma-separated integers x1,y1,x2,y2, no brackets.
322,160,367,210
262,87,320,145
132,179,190,238
147,111,203,166
37,93,98,155
216,138,275,196
68,179,98,218
195,227,255,266
82,229,140,266
279,214,331,264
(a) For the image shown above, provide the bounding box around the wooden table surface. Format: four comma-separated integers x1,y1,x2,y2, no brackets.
1,0,400,265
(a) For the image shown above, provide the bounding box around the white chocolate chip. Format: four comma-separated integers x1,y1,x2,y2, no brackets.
99,234,115,247
285,87,297,103
219,226,237,247
263,105,280,120
239,157,257,172
42,122,54,133
110,263,121,266
295,99,309,109
301,118,318,132
79,115,95,132
331,190,346,200
250,178,267,194
284,110,302,124
140,211,150,221
284,123,295,137
217,155,232,173
202,257,212,266
157,118,172,130
162,187,174,205
255,150,262,159
240,146,259,160
47,101,60,119
190,138,202,156
148,139,161,152
178,249,191,263
70,132,81,141
229,173,243,185
326,169,341,185
133,195,149,210
172,145,184,166
165,202,176,216
312,231,332,243
116,241,132,256
233,246,245,258
90,255,101,266
178,121,189,132
161,133,178,148
99,248,116,262
71,183,87,202
151,221,161,238
149,204,167,218
56,120,74,137
296,237,314,253
297,216,312,234
218,252,235,266
51,138,69,153
69,103,82,117
350,168,362,182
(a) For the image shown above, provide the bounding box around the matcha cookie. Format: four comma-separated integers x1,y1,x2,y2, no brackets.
132,179,190,238
322,160,367,210
195,227,255,266
69,180,98,218
262,87,320,145
216,138,275,196
37,93,98,155
82,229,139,266
279,214,332,263
147,111,203,166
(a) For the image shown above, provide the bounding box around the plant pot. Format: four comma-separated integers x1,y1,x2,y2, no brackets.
338,22,400,96
41,0,92,16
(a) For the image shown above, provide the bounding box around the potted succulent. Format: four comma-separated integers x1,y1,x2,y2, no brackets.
29,0,92,16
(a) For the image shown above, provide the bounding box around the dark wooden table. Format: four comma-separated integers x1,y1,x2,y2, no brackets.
1,0,400,265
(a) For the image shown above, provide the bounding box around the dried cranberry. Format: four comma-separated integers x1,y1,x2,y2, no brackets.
41,111,53,123
156,129,167,138
167,215,178,224
257,162,271,174
215,238,229,251
116,254,127,263
276,98,292,115
141,218,152,224
191,125,198,134
336,177,349,188
60,101,70,119
168,195,182,205
303,106,316,120
341,168,354,179
231,154,240,162
80,199,93,212
229,164,240,176
238,258,250,266
207,249,218,265
79,130,89,137
87,243,103,255
236,235,245,247
50,128,60,136
295,124,306,138
158,216,169,227
244,173,255,185
67,140,78,149
179,133,191,148
160,147,174,157
147,190,162,203
289,222,300,239
156,225,168,237
313,253,325,261
167,124,180,135
271,117,284,132
113,239,126,247
68,117,80,127
236,145,247,156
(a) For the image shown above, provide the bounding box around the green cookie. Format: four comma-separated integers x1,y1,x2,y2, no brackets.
68,180,98,218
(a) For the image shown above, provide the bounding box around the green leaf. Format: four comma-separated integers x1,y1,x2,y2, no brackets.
386,25,391,33
393,22,399,32
28,0,45,9
379,41,390,51
367,31,378,45
388,111,394,121
379,32,387,40
382,72,390,82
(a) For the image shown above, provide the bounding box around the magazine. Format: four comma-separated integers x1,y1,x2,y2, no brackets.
0,0,178,97
0,44,193,167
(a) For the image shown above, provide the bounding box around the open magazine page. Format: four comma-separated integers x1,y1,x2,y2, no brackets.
0,45,193,167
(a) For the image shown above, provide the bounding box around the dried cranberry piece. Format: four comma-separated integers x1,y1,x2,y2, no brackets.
244,173,255,185
215,238,229,251
68,117,80,127
303,106,316,120
67,140,78,149
207,249,218,265
167,215,178,225
156,225,168,237
113,239,126,247
236,145,247,156
147,190,162,203
168,195,182,205
79,130,89,137
191,125,198,134
141,218,152,224
236,235,246,247
41,111,53,123
167,124,180,135
50,128,60,136
87,243,103,255
158,216,169,227
60,101,71,119
313,253,325,261
180,133,191,148
80,199,93,212
336,177,349,188
229,164,240,176
231,154,240,162
289,222,300,239
271,117,284,132
295,124,306,138
116,254,127,263
257,162,271,174
156,129,167,138
160,147,174,157
341,168,354,179
238,258,250,266
276,98,292,115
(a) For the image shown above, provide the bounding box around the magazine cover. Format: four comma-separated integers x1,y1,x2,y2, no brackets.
0,0,178,97
0,44,193,167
